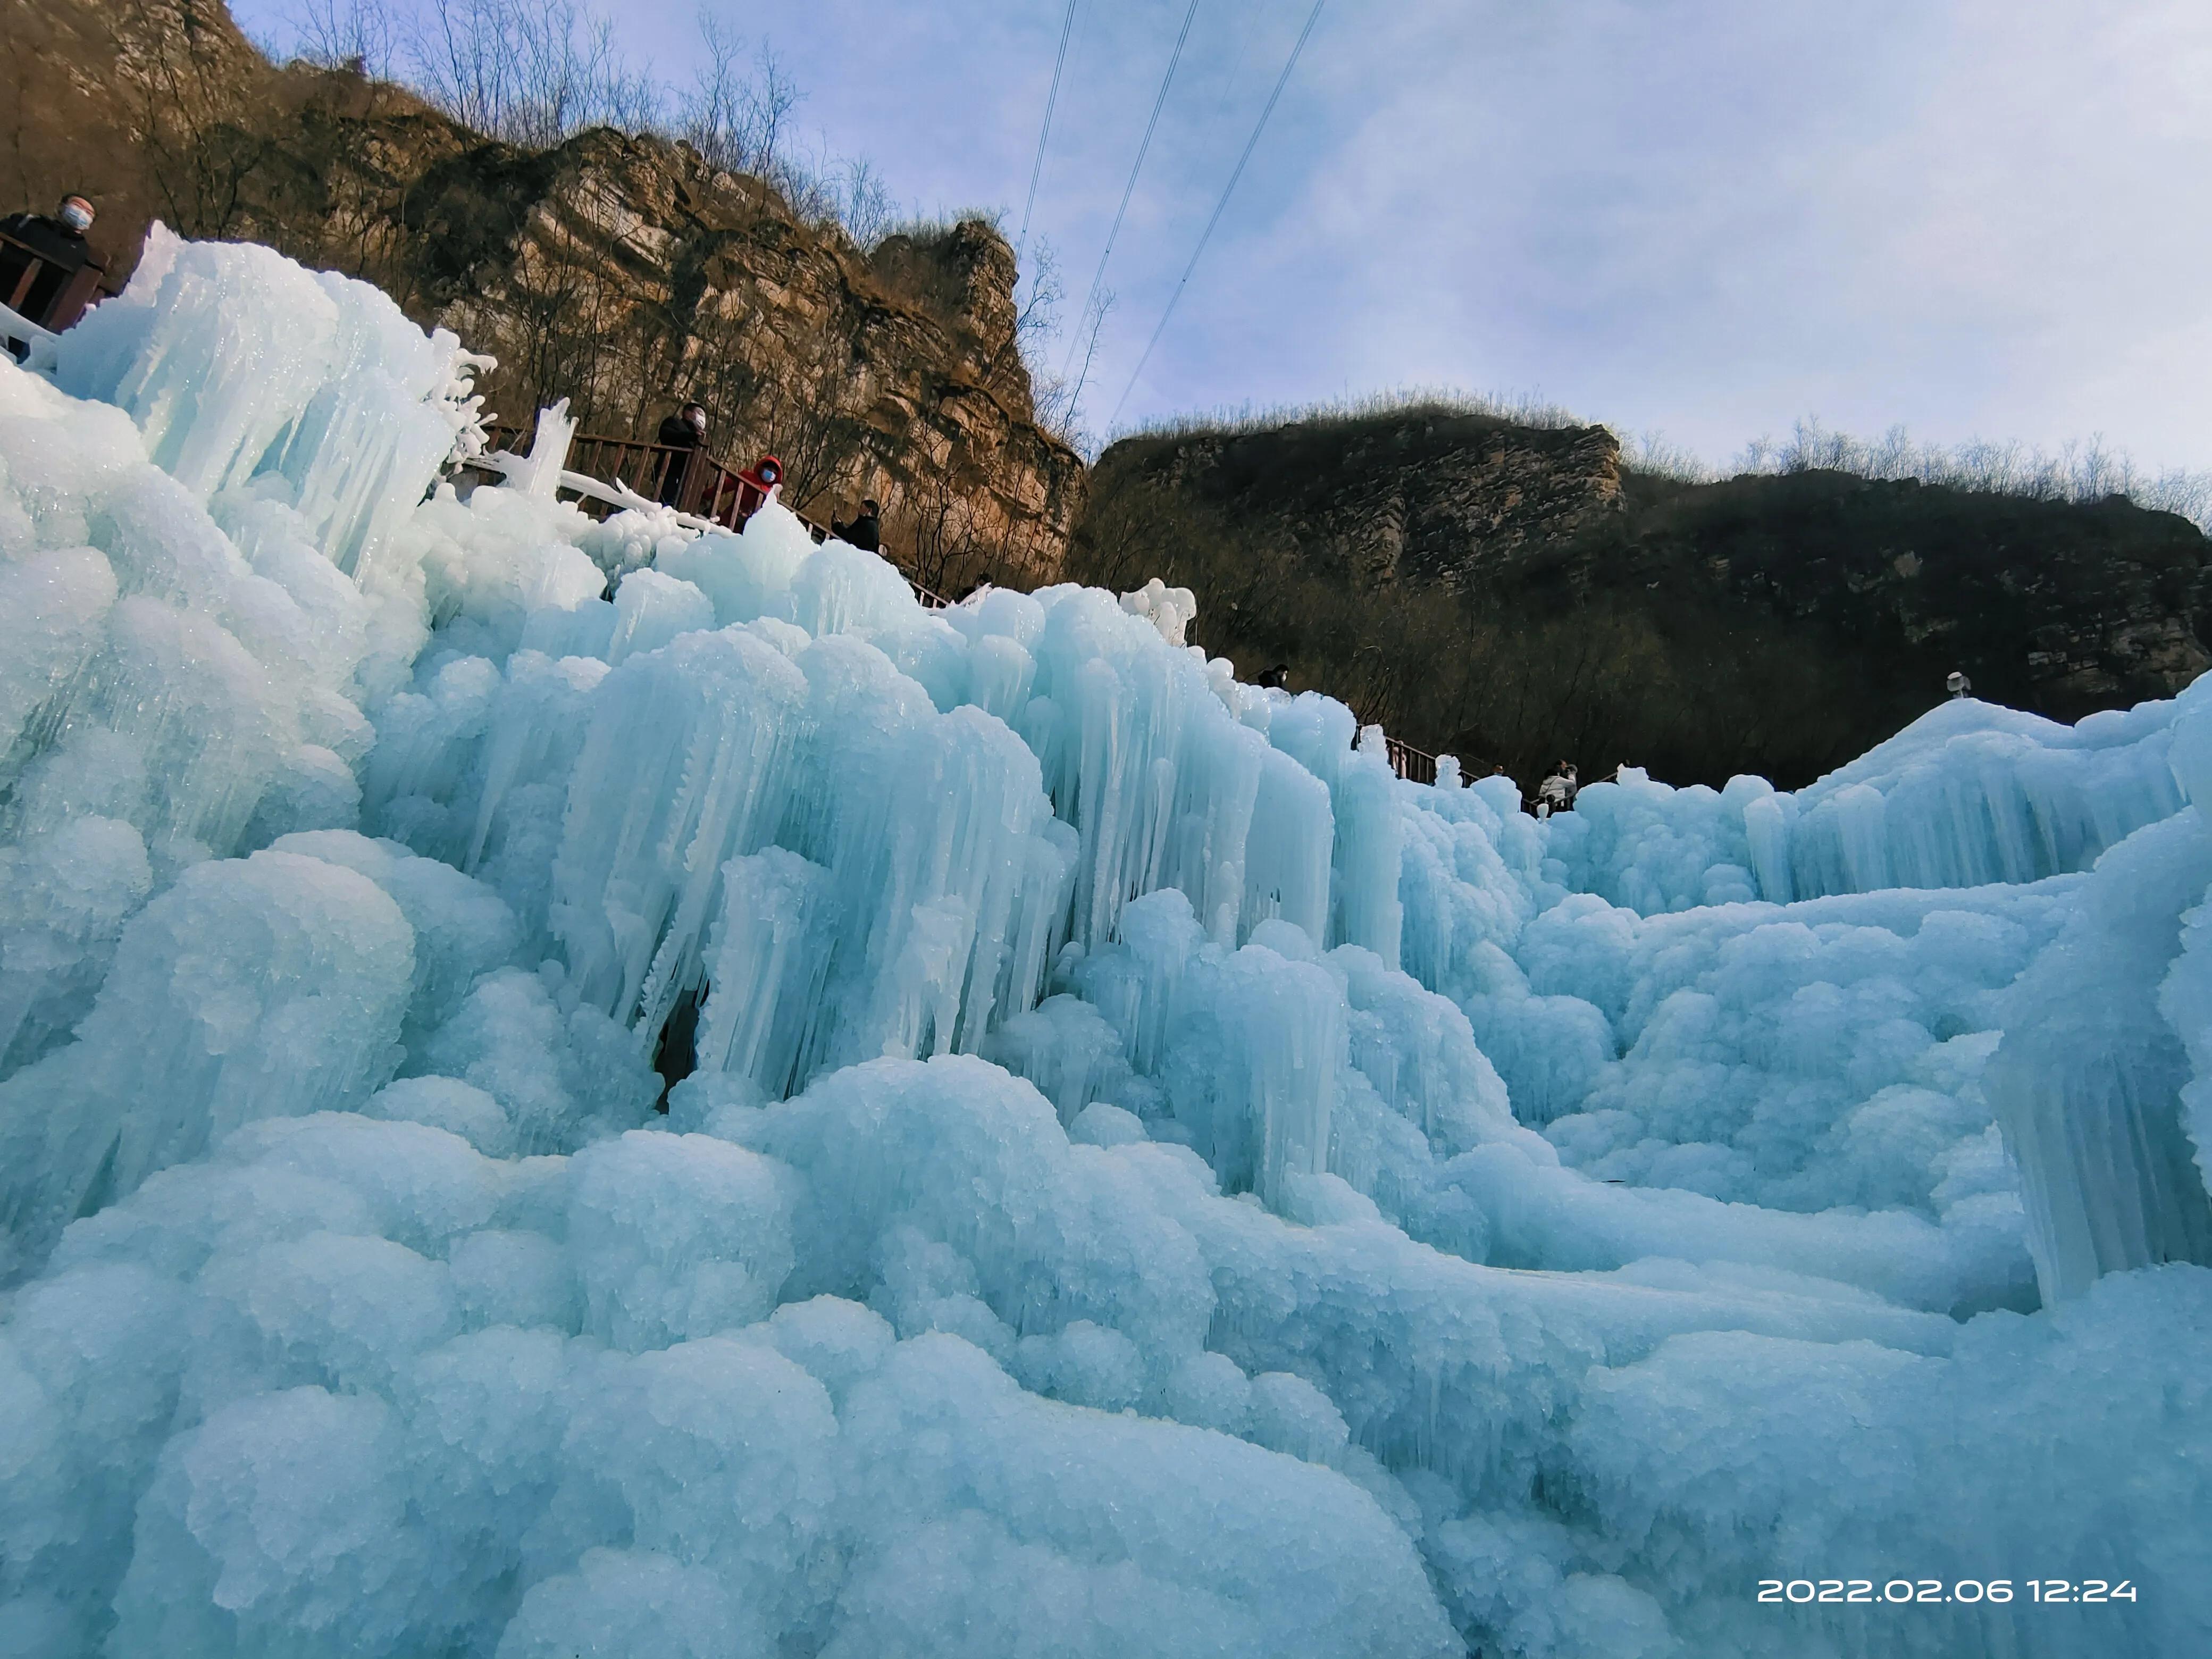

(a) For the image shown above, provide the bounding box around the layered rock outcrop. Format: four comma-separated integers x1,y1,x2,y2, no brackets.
1123,412,1626,590
2,0,1082,584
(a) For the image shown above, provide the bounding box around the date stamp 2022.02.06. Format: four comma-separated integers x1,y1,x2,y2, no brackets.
1757,1580,2138,1606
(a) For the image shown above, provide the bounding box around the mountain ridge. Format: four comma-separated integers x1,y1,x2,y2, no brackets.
1072,408,2212,787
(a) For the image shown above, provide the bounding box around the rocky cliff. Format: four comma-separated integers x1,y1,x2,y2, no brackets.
1,0,1083,585
1078,409,2212,787
1120,410,1628,591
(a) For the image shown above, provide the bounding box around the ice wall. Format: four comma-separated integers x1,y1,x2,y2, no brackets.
56,223,489,589
1,235,2208,1659
1547,696,2184,914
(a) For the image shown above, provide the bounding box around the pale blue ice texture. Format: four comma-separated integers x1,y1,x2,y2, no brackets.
0,236,2207,1658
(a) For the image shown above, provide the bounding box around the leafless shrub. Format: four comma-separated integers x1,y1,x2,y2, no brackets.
1123,384,1589,447
407,0,659,148
1618,429,1711,481
678,19,796,178
120,0,273,240
1733,416,2212,531
282,0,398,76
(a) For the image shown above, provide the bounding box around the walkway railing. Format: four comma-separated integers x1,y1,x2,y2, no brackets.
485,424,783,534
1383,738,1438,785
0,230,106,333
479,421,954,608
479,420,1443,776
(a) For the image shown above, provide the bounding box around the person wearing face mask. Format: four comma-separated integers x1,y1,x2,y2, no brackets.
0,195,104,334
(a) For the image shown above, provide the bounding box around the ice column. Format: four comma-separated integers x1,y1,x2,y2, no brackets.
1266,698,1403,965
269,282,483,579
554,630,806,1043
55,225,339,499
1242,747,1335,945
515,399,576,499
1166,941,1345,1208
1782,707,2185,899
790,701,1071,1079
695,848,833,1099
54,225,484,587
1987,811,2212,1301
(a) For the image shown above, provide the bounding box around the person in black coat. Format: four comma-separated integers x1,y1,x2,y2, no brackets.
832,497,882,552
0,195,101,331
653,403,707,505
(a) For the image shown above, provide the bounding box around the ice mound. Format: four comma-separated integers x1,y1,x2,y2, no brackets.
1547,696,2184,914
1,235,2207,1657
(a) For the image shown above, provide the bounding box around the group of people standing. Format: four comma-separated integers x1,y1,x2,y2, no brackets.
651,401,879,551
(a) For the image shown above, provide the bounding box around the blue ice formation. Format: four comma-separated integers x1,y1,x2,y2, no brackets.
1,232,2207,1658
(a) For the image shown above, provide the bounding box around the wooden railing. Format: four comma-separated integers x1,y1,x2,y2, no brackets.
1384,737,1438,785
0,230,106,332
481,422,954,607
480,422,1445,772
561,433,690,503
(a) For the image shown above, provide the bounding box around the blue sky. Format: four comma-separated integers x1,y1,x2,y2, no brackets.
240,0,2212,471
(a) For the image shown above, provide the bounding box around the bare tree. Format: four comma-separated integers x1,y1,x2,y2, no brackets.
285,0,398,76
397,0,659,148
120,0,272,241
679,18,799,178
889,467,986,594
832,157,893,247
1042,281,1112,451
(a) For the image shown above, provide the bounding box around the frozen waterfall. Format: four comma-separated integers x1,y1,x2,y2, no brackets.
0,233,2206,1659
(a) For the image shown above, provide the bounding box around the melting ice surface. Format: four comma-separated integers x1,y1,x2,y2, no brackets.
1,235,2208,1659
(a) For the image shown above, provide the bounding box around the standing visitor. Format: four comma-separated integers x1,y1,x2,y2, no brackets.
1537,766,1569,819
0,194,103,336
832,498,882,552
655,403,708,506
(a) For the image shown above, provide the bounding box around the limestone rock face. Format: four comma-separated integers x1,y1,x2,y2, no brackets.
1125,413,1627,592
2,0,1083,587
373,127,1082,584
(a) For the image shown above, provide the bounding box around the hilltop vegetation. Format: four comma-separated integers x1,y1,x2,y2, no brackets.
1073,403,2212,789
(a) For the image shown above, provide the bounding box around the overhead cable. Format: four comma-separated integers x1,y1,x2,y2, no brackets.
1108,0,1326,428
1060,0,1204,383
1017,0,1083,254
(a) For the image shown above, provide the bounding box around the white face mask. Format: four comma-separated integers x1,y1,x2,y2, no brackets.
60,203,93,232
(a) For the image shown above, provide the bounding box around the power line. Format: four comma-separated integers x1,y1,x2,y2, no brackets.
1060,0,1204,384
1109,0,1326,429
1017,0,1082,254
